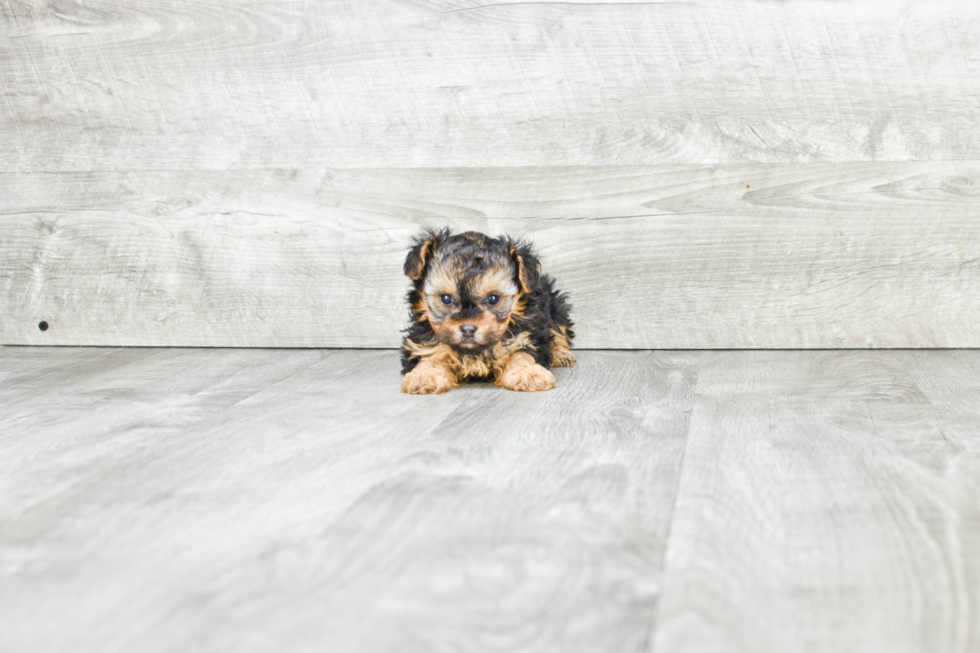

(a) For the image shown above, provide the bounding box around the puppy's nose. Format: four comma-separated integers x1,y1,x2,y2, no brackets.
460,324,477,338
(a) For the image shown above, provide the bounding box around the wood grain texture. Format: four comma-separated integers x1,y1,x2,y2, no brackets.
0,348,699,653
897,350,980,444
3,348,979,652
651,350,980,653
1,0,979,170
3,162,979,347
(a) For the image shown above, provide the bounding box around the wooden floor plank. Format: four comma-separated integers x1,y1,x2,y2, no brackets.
0,349,698,653
894,350,980,648
896,350,980,443
0,345,107,383
5,348,977,653
0,348,327,538
651,351,980,653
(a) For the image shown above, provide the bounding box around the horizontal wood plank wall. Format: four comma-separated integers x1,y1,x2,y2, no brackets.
2,0,979,170
1,0,979,347
3,163,979,348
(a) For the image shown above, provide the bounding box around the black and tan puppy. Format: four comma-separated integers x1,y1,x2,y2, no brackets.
401,229,575,394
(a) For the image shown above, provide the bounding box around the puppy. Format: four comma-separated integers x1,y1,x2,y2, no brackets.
401,229,575,394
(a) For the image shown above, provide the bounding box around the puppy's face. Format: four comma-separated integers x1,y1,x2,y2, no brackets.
406,231,525,354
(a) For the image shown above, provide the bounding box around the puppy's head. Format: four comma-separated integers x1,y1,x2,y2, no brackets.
405,230,538,354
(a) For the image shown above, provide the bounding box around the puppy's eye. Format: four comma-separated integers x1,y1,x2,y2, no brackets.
440,294,454,306
486,294,500,306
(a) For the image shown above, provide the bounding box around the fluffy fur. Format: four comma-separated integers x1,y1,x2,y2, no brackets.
400,229,575,394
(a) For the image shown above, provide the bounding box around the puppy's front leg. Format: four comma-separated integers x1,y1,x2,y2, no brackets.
401,358,459,395
495,352,555,392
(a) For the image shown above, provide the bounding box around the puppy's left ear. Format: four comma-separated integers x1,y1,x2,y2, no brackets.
405,229,448,281
509,240,541,296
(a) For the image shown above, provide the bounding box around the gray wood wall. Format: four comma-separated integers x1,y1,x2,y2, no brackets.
2,0,979,348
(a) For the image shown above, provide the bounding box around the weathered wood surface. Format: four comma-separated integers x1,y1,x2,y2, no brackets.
2,348,978,652
0,348,697,653
652,350,980,653
3,0,980,348
3,163,979,347
1,0,979,170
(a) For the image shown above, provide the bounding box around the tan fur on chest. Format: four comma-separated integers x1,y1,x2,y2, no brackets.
403,332,533,380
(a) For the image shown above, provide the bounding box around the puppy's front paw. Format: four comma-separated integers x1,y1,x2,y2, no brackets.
401,362,458,395
496,353,556,392
550,327,576,368
551,347,577,368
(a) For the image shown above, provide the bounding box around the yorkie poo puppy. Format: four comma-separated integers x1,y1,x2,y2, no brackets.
401,229,575,394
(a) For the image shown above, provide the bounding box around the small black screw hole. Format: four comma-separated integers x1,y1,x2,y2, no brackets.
39,321,49,332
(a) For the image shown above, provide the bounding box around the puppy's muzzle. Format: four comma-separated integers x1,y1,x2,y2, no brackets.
460,324,477,339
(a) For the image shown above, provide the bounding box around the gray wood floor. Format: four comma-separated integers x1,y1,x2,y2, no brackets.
1,348,978,653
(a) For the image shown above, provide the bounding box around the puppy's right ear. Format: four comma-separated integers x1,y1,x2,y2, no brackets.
404,229,448,281
506,238,541,296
